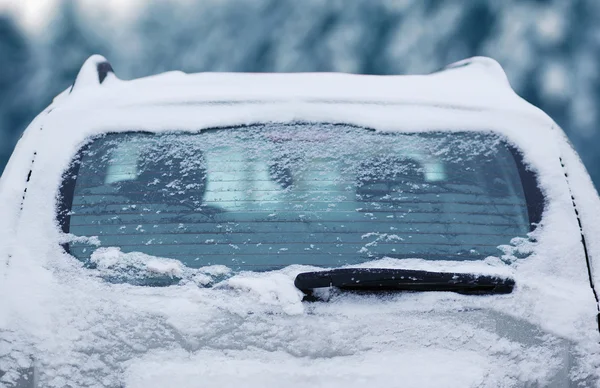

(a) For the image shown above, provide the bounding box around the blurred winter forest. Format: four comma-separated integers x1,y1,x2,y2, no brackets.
1,0,600,186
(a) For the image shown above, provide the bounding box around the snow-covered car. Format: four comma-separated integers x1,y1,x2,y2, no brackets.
1,55,600,387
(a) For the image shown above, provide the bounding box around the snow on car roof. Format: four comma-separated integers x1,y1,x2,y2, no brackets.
1,55,600,386
56,55,550,121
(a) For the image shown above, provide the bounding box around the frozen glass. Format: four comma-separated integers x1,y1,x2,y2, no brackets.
61,124,536,271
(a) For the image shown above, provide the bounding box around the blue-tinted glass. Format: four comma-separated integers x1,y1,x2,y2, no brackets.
64,124,533,271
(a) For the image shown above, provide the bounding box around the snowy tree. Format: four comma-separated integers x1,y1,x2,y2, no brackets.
43,0,109,96
0,14,31,172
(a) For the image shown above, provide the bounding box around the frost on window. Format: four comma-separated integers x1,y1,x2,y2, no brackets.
61,124,535,276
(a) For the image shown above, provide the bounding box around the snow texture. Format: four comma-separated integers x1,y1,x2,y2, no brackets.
1,57,600,387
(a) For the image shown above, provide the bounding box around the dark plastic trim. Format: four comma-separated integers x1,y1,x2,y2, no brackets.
57,158,82,235
508,146,545,228
97,61,114,84
559,156,600,333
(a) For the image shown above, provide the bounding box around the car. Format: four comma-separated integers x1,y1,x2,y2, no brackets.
1,55,600,387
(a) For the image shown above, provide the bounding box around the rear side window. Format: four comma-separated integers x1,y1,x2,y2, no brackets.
58,124,543,271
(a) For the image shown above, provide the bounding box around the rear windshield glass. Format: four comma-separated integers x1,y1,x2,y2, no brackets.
59,124,542,272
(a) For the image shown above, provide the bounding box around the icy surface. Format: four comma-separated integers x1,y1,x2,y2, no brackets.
91,247,184,278
1,60,600,386
88,247,233,287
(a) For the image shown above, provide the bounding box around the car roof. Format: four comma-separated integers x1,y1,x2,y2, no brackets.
51,55,551,126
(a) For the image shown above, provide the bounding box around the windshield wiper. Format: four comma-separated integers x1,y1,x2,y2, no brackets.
294,268,514,296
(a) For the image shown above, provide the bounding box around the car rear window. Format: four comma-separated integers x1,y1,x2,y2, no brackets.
58,124,543,271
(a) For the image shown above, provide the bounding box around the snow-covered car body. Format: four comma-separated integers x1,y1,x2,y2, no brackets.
1,55,600,387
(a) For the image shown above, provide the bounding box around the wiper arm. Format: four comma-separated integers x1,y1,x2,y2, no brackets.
294,268,514,295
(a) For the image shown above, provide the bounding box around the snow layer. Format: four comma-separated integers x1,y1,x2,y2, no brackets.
91,247,184,277
1,58,600,387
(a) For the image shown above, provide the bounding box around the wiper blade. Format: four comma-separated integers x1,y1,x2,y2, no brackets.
294,268,514,295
